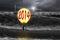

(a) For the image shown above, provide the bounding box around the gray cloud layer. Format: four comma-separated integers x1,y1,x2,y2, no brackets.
0,0,22,11
23,0,60,11
0,0,60,11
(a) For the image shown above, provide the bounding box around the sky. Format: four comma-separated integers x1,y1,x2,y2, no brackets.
0,0,60,11
23,0,60,11
0,0,23,11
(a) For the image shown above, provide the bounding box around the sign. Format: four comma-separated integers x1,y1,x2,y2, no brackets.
17,8,31,24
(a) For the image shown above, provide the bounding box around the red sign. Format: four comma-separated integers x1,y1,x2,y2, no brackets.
17,8,31,23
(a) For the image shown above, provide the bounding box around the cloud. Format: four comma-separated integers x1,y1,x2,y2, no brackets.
23,0,60,11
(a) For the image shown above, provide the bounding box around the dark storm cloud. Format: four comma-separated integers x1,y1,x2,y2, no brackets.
23,0,56,7
23,0,60,11
0,0,23,11
0,0,60,11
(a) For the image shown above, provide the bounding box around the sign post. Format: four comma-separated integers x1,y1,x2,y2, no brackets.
17,8,31,31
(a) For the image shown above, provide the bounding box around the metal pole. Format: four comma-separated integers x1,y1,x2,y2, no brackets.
22,25,25,31
22,24,25,31
14,4,16,12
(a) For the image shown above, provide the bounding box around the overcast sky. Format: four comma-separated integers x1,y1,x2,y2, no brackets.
0,0,23,11
0,0,60,11
23,0,60,11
